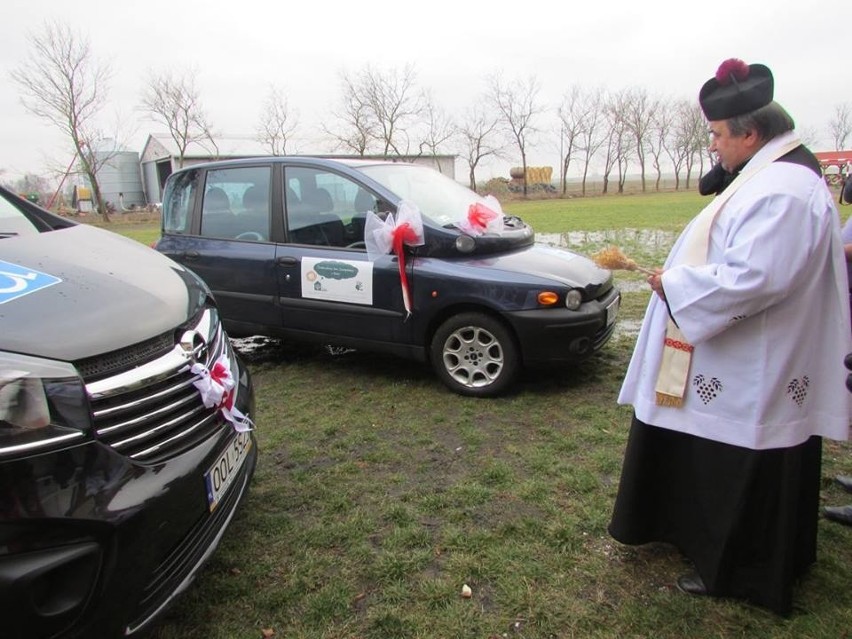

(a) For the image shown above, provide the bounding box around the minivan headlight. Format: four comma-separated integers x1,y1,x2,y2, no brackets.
565,289,583,311
1,352,90,457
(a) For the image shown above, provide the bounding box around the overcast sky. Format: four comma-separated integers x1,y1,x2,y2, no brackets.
0,0,845,185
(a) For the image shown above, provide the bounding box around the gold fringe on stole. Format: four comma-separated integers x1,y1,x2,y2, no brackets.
654,321,694,406
655,392,685,408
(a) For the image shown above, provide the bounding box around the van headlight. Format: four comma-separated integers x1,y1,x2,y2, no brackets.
1,352,90,457
564,289,583,311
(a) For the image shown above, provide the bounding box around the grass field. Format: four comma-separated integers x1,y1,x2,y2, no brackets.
97,192,852,639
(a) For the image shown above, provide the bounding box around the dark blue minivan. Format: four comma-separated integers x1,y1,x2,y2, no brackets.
155,157,619,397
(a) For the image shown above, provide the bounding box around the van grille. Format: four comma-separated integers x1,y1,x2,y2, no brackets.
85,309,234,464
76,332,176,382
129,461,251,632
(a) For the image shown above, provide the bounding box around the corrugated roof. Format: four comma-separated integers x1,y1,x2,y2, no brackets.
142,132,269,159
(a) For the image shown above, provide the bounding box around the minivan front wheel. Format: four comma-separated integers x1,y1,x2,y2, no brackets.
430,312,519,397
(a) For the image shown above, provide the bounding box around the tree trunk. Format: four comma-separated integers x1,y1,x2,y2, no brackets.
87,171,110,222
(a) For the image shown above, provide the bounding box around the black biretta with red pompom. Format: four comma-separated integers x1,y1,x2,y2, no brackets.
699,58,774,120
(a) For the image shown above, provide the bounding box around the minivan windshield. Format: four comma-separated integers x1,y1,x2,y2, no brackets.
356,164,497,227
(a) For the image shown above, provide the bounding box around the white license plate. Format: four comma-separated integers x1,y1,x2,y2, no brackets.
606,296,620,326
205,430,253,512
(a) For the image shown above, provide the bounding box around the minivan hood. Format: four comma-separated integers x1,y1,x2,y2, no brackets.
464,243,613,290
1,225,207,362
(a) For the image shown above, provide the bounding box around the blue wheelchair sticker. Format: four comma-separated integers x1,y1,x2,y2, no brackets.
0,260,62,305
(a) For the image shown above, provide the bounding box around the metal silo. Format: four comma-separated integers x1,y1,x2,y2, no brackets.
93,140,146,211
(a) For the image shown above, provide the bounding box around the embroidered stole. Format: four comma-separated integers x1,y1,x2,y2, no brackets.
654,137,802,407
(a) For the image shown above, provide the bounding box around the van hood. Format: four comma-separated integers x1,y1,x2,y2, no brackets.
1,225,209,362
489,243,612,288
454,243,613,291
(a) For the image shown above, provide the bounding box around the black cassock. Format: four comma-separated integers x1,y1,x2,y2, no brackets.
608,415,821,616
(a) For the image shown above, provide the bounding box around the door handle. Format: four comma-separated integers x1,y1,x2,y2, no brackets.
276,256,298,266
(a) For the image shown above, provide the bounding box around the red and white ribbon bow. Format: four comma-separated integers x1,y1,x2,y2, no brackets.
364,200,425,317
191,354,253,432
457,196,504,236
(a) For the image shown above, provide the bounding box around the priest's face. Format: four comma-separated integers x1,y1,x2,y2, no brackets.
708,120,755,172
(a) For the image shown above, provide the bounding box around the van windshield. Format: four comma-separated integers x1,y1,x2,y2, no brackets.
356,164,498,227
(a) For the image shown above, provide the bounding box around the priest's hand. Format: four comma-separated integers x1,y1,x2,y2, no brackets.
648,269,666,301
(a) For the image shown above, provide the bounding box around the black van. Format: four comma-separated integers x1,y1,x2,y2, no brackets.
0,186,257,638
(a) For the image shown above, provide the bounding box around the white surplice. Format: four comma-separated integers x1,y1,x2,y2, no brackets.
619,131,852,450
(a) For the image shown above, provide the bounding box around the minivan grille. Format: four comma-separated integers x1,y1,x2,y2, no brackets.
76,332,175,382
86,309,234,464
130,461,250,632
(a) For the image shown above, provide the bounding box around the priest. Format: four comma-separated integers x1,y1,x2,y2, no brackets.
608,58,852,616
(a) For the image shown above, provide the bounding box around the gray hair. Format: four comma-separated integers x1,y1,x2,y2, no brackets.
726,101,795,141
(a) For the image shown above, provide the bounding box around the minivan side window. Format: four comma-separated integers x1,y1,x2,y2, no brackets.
162,170,198,234
284,167,375,248
200,166,271,241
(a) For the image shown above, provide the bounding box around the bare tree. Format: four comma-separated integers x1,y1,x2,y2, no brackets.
682,103,707,189
667,100,700,190
140,68,216,168
647,99,675,191
623,88,657,193
599,101,618,194
489,74,543,196
325,71,375,155
458,105,503,191
577,88,605,195
829,103,851,151
557,86,586,195
599,90,634,194
417,91,456,172
366,65,422,155
10,21,114,219
256,85,298,156
330,64,423,157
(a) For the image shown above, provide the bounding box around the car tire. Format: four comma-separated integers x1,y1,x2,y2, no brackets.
430,312,519,397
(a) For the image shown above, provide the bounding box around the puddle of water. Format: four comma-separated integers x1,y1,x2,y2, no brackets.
230,335,307,364
535,228,675,301
613,318,643,339
535,228,678,250
231,336,360,363
614,280,650,293
231,335,279,355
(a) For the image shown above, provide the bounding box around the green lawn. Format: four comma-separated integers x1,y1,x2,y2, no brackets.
101,191,852,639
81,212,161,246
503,190,707,232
